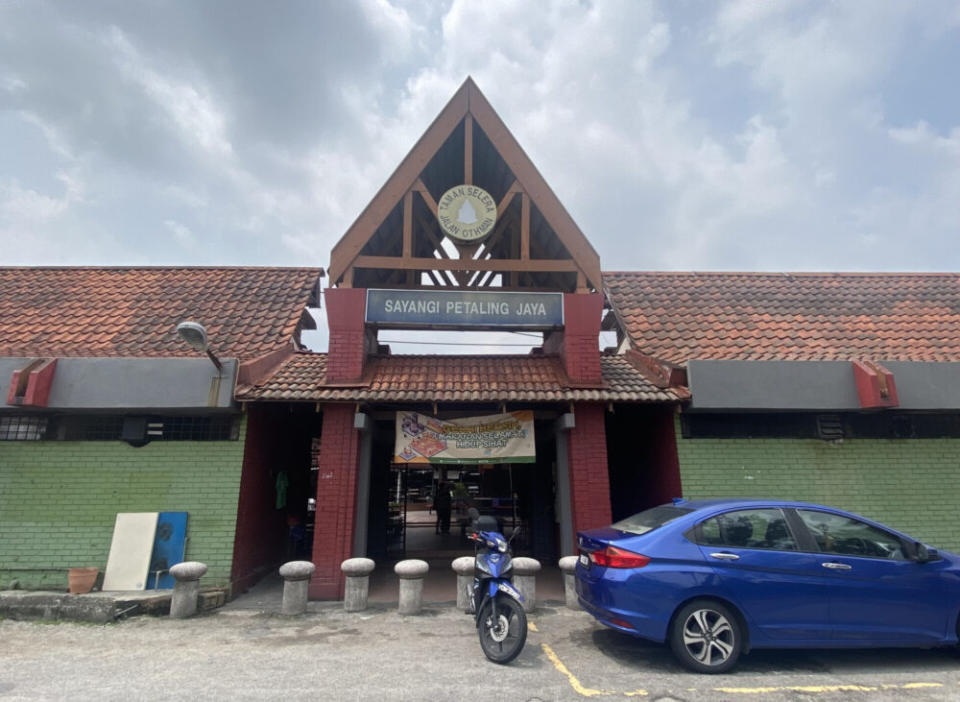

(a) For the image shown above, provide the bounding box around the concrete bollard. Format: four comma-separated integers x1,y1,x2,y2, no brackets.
341,558,376,612
512,557,541,612
394,559,429,615
451,557,475,613
169,561,207,619
279,560,316,615
558,556,580,610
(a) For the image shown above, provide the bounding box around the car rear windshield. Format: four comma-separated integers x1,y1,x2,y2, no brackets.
611,505,693,535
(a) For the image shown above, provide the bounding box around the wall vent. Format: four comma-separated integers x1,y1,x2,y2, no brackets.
816,415,844,441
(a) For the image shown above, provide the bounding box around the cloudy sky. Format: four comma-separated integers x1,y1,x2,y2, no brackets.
2,1,959,351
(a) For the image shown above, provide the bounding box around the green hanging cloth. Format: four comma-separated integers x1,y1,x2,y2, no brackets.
275,471,289,510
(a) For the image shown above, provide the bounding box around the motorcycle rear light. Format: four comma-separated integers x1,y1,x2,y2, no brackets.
589,545,650,568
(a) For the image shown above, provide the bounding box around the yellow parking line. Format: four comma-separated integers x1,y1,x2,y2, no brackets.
528,622,538,632
716,686,877,694
714,682,944,695
540,637,942,699
541,643,623,697
901,683,944,689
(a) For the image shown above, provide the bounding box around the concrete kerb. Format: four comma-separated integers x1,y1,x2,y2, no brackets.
0,591,119,623
0,589,189,623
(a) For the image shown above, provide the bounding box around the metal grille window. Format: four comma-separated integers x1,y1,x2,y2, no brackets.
159,415,237,441
683,412,960,440
0,415,48,440
58,414,239,441
63,416,125,441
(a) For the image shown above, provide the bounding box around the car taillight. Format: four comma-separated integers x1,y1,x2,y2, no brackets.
589,545,650,568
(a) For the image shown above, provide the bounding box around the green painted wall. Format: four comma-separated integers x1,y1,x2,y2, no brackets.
675,417,960,553
0,415,246,590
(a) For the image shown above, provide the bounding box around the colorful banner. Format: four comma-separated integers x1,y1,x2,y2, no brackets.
394,411,536,464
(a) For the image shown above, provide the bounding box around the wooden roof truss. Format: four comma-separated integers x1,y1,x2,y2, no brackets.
329,78,601,294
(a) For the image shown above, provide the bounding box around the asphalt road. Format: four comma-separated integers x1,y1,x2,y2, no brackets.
1,604,959,701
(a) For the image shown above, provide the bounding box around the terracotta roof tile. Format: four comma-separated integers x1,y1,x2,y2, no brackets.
604,271,960,364
236,353,680,403
0,267,322,362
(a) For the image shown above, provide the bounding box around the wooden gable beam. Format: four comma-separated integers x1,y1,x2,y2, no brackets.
414,211,458,287
329,83,470,286
464,114,473,185
413,179,438,217
353,256,578,273
497,180,521,219
465,78,602,291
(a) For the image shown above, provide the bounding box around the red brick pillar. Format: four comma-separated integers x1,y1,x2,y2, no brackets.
325,287,368,383
309,404,360,599
561,293,603,385
567,403,612,543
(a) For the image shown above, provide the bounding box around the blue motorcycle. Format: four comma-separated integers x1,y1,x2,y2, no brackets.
467,508,528,664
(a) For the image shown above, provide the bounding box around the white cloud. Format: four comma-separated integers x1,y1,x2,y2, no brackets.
0,180,68,221
1,74,27,93
106,27,233,159
164,219,195,248
1,0,959,285
888,121,960,156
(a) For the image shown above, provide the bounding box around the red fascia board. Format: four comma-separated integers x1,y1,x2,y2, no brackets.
5,366,32,405
237,345,293,388
852,360,899,408
6,358,57,407
23,358,57,407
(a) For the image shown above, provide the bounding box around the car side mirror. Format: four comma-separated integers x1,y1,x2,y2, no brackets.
915,543,940,563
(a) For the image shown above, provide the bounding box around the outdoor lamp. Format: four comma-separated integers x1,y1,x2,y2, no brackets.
176,320,223,372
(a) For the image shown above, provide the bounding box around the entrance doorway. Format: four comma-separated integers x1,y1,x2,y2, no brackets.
365,415,559,563
386,465,461,558
384,464,526,558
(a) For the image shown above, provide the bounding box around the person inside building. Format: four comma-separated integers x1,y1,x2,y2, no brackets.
434,481,452,534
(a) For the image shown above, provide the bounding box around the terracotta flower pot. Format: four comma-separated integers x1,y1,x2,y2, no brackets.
68,567,99,594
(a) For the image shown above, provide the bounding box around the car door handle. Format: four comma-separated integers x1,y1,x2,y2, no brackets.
821,562,852,570
709,552,740,560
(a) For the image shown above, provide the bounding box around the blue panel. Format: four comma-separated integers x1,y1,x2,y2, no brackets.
365,289,564,328
147,512,188,589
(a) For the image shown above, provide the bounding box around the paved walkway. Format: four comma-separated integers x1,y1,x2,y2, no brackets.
3,599,958,701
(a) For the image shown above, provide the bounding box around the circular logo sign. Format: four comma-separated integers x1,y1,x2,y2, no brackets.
437,185,497,244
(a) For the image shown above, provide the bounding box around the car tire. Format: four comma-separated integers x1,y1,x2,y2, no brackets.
669,599,742,674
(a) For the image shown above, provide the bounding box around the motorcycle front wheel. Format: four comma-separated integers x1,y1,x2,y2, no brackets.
477,595,527,664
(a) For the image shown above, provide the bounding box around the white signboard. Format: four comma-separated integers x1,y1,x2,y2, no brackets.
102,512,158,591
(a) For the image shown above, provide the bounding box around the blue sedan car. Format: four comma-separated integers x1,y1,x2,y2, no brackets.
576,498,960,673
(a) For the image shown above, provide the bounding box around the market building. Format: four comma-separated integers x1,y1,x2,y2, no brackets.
3,79,960,598
603,271,960,554
0,267,324,591
234,78,685,598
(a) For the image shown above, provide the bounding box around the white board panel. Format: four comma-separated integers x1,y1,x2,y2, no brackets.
102,512,158,591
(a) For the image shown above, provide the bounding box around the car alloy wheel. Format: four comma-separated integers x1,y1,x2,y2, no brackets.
670,599,742,673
